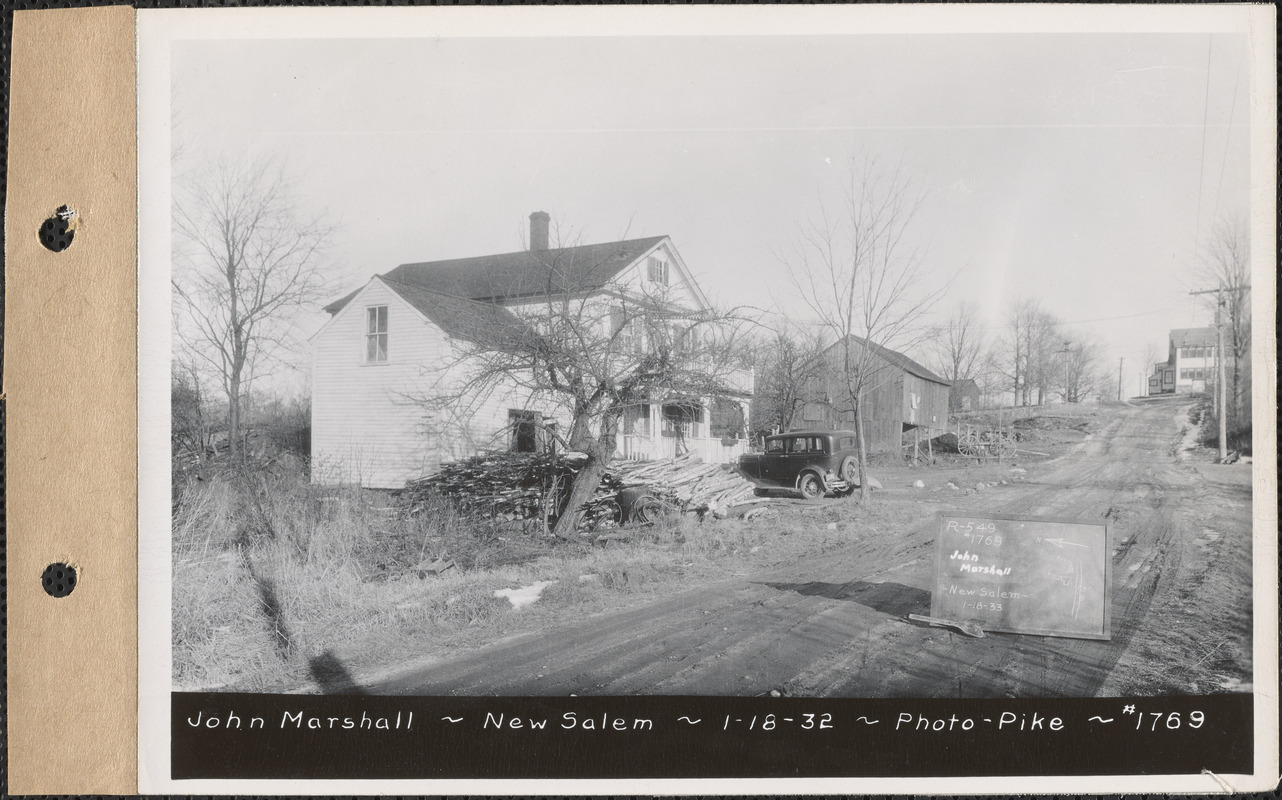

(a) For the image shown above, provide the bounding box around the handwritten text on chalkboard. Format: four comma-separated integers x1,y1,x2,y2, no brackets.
932,514,1111,640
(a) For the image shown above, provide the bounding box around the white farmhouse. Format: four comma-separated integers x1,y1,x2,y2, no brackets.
311,212,753,488
1169,327,1217,393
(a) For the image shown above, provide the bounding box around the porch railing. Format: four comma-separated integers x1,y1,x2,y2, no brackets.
617,434,747,465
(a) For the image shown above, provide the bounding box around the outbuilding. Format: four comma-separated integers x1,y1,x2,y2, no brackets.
797,335,951,455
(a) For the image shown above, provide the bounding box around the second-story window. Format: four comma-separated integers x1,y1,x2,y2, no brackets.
609,306,644,353
647,256,669,285
366,305,388,362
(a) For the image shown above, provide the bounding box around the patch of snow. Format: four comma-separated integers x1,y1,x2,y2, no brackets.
494,580,559,610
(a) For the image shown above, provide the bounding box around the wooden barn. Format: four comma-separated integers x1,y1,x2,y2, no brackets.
797,335,951,454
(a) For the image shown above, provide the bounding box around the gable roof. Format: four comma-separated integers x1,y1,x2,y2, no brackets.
378,278,529,343
385,235,669,304
950,378,980,395
820,335,951,386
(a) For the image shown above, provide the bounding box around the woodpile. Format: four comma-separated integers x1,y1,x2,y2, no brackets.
610,455,761,516
397,451,588,521
397,451,764,522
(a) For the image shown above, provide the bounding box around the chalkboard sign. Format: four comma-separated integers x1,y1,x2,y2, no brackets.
931,513,1111,640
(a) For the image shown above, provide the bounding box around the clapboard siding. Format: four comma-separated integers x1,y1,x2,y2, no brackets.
312,281,439,487
311,281,546,488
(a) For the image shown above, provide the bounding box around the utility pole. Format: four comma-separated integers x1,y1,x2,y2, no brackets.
1117,357,1124,402
1190,283,1249,462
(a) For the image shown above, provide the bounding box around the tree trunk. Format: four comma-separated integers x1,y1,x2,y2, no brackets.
550,410,620,539
1231,352,1242,423
551,454,607,539
855,392,870,503
228,372,241,461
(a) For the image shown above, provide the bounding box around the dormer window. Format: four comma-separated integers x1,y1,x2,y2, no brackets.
646,255,669,286
366,305,388,362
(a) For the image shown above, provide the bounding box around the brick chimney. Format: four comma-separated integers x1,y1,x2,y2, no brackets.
529,211,550,251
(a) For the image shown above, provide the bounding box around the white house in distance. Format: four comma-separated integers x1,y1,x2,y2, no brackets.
311,212,753,489
1148,327,1217,395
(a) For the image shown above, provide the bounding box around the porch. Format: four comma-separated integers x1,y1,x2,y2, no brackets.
615,398,749,465
617,432,748,464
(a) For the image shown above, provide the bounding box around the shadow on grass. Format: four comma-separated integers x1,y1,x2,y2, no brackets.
308,650,367,695
762,580,930,617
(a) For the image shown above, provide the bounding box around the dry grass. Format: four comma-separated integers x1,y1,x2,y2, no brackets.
172,458,930,691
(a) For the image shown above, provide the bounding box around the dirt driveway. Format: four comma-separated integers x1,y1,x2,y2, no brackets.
369,397,1253,698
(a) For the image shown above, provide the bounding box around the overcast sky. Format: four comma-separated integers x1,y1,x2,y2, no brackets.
171,27,1252,394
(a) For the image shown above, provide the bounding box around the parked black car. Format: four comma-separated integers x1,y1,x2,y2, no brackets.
738,430,860,500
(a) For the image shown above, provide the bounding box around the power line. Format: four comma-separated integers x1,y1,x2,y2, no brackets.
1210,52,1243,225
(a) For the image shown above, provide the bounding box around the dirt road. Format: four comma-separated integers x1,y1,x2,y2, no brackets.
370,398,1253,698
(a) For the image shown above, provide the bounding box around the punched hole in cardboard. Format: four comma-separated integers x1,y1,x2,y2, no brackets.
42,562,77,598
39,205,77,252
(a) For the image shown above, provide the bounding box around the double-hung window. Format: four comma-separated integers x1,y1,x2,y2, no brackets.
646,256,669,286
366,305,388,363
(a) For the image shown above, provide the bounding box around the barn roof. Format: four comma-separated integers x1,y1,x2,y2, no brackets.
822,335,951,386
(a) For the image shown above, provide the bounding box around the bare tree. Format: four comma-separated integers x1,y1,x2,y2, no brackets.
424,237,752,539
1199,218,1251,423
172,155,334,461
171,357,213,462
929,301,985,383
750,324,827,436
998,299,1060,406
1027,309,1063,406
784,156,944,501
996,298,1033,406
1055,332,1102,404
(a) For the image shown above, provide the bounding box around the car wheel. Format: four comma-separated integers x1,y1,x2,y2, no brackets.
839,456,858,484
797,471,825,501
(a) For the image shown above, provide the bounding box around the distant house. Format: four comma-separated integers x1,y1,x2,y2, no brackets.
1149,327,1216,396
797,336,950,454
949,378,982,412
1169,327,1217,393
1147,361,1176,396
310,212,753,488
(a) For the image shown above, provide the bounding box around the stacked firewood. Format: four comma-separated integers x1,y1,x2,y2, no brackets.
397,451,588,520
398,452,762,521
610,455,760,514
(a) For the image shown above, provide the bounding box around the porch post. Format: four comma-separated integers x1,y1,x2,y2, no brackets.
650,401,661,455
